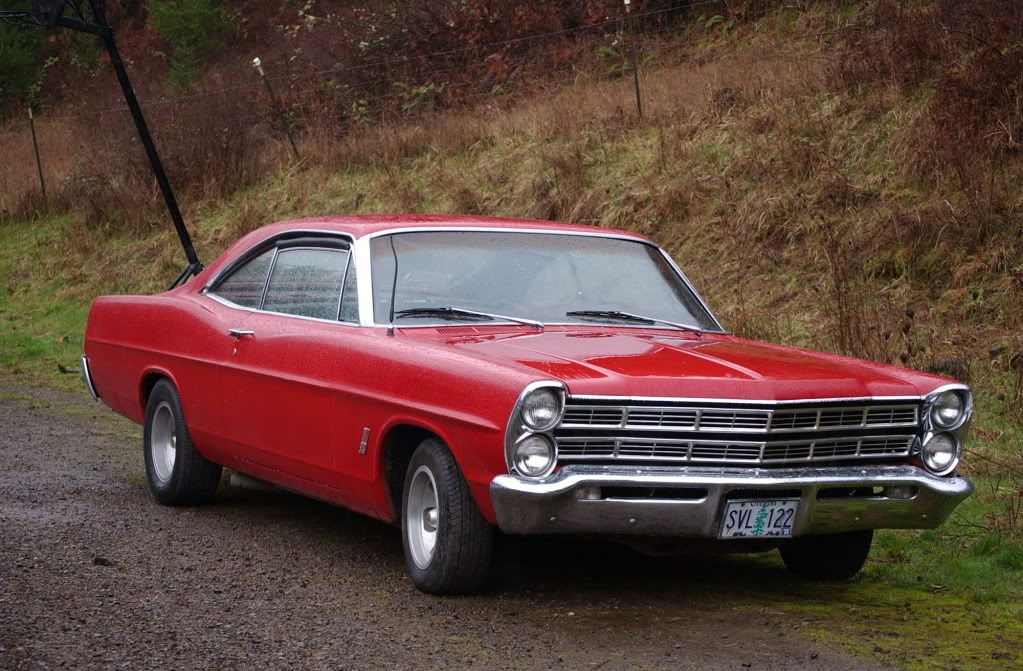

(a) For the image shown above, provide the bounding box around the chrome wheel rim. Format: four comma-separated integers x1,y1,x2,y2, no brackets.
150,401,177,485
406,465,439,570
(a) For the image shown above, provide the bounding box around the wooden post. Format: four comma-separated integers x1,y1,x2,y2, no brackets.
624,0,643,119
253,57,300,160
27,105,47,208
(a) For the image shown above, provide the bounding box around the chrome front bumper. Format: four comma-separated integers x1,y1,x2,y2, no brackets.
490,465,973,538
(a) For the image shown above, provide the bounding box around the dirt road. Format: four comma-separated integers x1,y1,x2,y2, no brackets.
0,385,889,671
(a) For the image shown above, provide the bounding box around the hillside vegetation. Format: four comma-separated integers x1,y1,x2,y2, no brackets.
2,2,1022,668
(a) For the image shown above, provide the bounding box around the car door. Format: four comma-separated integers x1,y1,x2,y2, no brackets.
227,238,358,483
198,246,275,459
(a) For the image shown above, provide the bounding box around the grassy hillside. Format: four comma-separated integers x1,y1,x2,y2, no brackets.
2,2,1022,668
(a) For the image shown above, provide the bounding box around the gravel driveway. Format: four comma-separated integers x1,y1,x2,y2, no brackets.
0,385,890,671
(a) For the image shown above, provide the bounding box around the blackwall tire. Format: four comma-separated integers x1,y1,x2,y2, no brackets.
401,438,495,595
143,379,221,506
780,530,873,580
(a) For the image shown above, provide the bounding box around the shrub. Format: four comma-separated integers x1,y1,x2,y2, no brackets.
0,22,43,104
146,0,232,92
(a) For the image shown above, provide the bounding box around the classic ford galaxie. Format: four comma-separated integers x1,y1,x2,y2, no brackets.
82,215,974,594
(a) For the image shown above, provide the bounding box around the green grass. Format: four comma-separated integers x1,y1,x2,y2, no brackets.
0,216,87,386
744,560,1023,670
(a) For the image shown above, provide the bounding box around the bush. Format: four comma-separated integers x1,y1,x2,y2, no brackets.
146,0,231,92
0,22,43,104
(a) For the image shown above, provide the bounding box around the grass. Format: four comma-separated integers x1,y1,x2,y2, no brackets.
1,4,1022,668
744,560,1023,670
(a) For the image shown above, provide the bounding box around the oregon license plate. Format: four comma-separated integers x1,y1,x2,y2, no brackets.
719,499,799,539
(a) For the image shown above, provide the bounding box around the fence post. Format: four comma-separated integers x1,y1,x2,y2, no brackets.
252,57,300,159
27,104,48,208
624,0,643,119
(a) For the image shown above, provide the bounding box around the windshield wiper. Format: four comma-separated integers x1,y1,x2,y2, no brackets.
394,307,544,330
565,310,703,334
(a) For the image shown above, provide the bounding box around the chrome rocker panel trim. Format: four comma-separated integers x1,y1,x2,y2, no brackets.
490,465,973,538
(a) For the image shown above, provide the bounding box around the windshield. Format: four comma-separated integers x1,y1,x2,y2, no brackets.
370,231,721,330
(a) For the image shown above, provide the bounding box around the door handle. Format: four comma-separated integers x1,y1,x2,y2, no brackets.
228,328,255,338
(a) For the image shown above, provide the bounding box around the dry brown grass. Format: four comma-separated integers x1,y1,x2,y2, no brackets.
0,118,79,217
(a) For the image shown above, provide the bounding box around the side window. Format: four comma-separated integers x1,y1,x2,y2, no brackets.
263,248,348,320
339,254,360,323
212,249,274,308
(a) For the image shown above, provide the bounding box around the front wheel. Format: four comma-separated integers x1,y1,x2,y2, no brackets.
779,530,873,580
143,379,222,506
401,438,495,595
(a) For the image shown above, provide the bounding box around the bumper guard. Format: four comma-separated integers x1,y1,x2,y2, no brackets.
490,464,972,538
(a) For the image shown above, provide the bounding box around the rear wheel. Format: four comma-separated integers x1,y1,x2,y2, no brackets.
780,530,873,580
401,438,495,595
143,379,221,506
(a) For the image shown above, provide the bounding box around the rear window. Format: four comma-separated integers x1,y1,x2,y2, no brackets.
262,248,349,320
211,249,273,309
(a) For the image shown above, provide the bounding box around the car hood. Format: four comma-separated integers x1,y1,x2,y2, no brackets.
417,327,947,401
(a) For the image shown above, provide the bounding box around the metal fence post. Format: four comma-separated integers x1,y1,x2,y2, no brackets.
27,105,47,208
624,0,643,119
252,57,300,159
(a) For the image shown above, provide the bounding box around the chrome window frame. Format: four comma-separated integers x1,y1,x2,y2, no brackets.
359,227,727,333
203,226,726,332
201,229,364,327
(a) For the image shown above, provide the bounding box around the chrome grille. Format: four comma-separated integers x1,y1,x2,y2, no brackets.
555,397,920,468
557,435,915,464
562,407,626,426
560,402,917,433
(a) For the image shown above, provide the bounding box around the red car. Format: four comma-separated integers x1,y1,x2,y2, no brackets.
82,214,973,594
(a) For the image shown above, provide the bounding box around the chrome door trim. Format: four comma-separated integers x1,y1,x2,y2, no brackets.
353,235,375,327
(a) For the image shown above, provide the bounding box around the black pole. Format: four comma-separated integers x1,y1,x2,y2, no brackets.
27,105,47,208
101,31,201,277
4,1,201,286
59,2,202,284
253,57,299,159
624,0,643,119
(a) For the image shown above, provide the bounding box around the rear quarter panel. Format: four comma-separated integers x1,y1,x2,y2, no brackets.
84,292,234,452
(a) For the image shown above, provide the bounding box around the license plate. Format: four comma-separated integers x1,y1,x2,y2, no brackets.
719,499,799,539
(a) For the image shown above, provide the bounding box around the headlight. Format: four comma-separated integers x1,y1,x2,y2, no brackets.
521,388,563,431
513,434,556,477
921,432,960,475
931,390,965,428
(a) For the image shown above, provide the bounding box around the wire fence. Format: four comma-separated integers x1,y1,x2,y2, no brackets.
0,0,835,218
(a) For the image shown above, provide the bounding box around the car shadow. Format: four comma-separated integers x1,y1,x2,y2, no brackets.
214,483,855,608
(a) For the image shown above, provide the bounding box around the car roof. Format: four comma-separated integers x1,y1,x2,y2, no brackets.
252,214,650,241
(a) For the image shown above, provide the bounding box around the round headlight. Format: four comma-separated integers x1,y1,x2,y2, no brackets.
513,434,556,477
521,388,562,431
921,432,959,475
931,390,964,428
